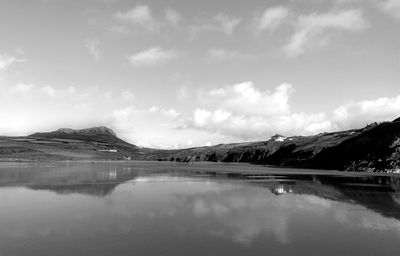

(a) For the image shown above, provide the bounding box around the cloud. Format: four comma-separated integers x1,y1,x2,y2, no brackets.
182,81,400,141
0,54,25,71
165,7,182,26
84,38,101,60
177,85,190,100
121,89,135,100
256,6,290,32
148,105,181,119
378,0,400,20
331,0,400,20
40,85,56,97
11,83,34,94
183,82,299,139
214,13,241,35
4,82,129,103
148,106,159,112
107,25,130,34
285,9,367,57
109,104,193,148
129,47,179,66
114,5,159,31
203,81,293,117
332,95,400,130
206,48,252,61
160,108,180,119
191,13,241,37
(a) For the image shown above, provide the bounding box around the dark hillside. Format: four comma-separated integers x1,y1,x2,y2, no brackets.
312,122,400,171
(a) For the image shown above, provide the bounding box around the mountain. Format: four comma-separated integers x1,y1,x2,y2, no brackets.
0,126,139,161
30,126,132,147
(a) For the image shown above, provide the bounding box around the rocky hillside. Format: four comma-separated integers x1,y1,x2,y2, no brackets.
148,119,400,173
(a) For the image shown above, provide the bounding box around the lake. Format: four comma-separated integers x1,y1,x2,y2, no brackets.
1,161,400,256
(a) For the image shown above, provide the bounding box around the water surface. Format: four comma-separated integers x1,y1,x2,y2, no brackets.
1,162,400,256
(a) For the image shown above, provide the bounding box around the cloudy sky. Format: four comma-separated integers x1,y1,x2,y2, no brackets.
1,0,400,148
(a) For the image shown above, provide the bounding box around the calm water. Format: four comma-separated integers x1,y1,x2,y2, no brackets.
1,162,400,256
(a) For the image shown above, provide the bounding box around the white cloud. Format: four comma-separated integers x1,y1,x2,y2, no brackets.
256,6,290,32
84,38,101,60
165,7,182,26
191,13,241,37
114,5,159,31
148,106,159,112
160,108,180,119
40,85,56,97
378,0,400,20
112,106,137,119
129,47,179,66
12,83,34,94
177,85,190,100
214,13,241,35
193,109,212,126
148,105,180,119
107,25,130,34
182,81,400,140
67,86,76,94
285,9,367,57
184,82,299,139
0,54,25,71
206,48,252,61
209,88,226,96
121,89,135,100
332,95,400,129
211,81,293,116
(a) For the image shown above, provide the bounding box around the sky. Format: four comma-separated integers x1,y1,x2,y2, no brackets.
1,0,400,148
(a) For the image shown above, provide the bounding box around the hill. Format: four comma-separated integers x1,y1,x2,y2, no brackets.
30,126,134,148
146,120,400,173
0,126,140,161
1,119,400,172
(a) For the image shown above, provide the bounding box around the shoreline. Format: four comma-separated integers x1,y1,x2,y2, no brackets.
1,160,400,177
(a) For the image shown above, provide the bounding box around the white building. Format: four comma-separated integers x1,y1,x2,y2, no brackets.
270,134,286,142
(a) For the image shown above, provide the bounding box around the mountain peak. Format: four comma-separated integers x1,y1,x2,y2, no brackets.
55,126,117,137
78,126,117,137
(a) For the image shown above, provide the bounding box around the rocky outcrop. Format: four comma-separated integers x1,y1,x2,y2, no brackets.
40,126,117,137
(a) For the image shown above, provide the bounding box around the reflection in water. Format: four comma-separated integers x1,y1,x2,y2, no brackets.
1,162,400,256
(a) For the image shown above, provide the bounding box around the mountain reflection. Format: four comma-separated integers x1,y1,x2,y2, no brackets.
1,163,400,255
0,163,140,197
1,162,400,220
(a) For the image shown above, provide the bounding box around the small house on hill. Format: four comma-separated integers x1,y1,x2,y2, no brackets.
270,134,286,142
